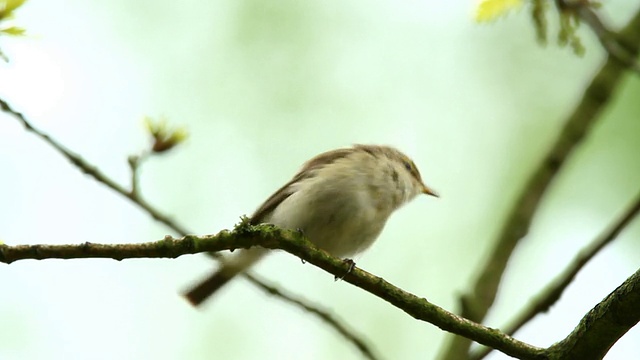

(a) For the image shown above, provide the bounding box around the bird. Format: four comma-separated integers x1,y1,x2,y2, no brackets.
184,144,437,306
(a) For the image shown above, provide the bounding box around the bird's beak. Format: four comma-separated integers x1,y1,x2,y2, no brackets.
421,184,439,198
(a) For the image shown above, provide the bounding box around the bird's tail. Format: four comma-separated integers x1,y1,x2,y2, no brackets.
183,248,267,306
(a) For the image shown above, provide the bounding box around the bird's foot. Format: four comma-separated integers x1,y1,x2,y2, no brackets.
334,258,356,281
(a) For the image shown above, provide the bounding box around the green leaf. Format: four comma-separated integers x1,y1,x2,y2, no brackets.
0,0,27,20
1,26,25,36
0,0,26,20
475,0,523,23
4,0,27,12
143,116,189,154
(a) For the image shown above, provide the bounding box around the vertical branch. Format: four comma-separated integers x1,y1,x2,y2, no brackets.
547,268,640,360
439,7,640,360
470,190,640,360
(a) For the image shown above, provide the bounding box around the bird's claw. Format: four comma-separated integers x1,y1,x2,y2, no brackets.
334,258,356,281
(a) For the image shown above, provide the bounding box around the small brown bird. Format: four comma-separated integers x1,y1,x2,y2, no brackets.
184,144,437,306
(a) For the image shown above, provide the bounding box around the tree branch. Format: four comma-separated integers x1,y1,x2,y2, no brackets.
547,268,640,360
558,0,640,74
0,98,380,360
471,189,640,360
439,7,640,360
2,210,637,359
240,272,381,360
0,220,547,360
0,98,191,236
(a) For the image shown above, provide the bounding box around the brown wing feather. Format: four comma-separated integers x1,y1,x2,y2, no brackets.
249,147,356,224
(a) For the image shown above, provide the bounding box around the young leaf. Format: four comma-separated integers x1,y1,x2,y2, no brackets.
475,0,523,23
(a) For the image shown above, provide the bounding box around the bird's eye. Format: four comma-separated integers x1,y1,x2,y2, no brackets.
403,161,412,172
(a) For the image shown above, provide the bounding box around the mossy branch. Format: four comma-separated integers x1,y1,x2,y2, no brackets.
2,219,637,359
0,219,545,360
547,268,640,360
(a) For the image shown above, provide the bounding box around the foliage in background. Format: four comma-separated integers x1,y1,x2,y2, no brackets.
0,0,27,36
475,0,608,56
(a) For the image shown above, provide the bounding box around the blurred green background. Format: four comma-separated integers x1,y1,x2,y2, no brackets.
0,1,638,359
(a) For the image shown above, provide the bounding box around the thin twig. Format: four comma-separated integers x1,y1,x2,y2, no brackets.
470,190,640,360
0,224,548,360
439,7,640,360
127,153,149,199
0,99,380,360
0,99,190,235
198,251,379,359
242,274,380,360
559,0,640,74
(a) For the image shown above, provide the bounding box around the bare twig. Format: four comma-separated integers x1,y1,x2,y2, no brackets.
0,98,191,235
0,99,380,360
127,153,149,199
439,7,640,360
471,190,640,360
0,223,547,360
241,274,380,360
558,0,640,74
197,252,379,359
